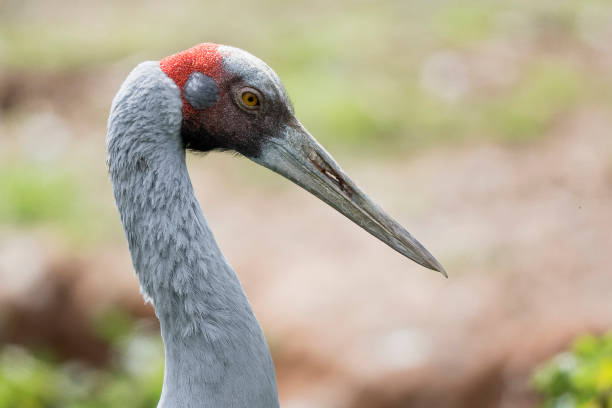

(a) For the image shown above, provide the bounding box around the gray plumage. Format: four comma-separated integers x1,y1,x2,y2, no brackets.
107,62,278,408
107,44,444,408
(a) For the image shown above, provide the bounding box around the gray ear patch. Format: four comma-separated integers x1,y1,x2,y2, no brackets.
183,71,219,109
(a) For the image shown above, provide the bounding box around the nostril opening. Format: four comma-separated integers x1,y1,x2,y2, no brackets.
325,170,340,183
308,150,353,197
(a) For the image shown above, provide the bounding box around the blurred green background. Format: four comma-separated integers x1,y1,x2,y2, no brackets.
1,0,611,407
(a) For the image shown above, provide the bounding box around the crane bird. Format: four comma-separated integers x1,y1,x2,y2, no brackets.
107,43,445,408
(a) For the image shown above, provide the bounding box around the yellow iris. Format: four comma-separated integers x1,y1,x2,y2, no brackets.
241,92,259,107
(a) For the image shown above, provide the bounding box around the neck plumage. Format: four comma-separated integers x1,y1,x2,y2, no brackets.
107,61,279,408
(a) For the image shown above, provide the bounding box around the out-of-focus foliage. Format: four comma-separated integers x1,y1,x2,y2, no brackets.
2,0,611,154
533,332,612,408
0,330,163,408
0,164,78,225
1,0,611,406
0,161,118,244
485,62,584,142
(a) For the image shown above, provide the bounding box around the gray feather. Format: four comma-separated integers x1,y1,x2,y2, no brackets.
107,61,279,408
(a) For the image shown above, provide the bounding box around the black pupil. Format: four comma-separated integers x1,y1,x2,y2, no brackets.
248,96,254,102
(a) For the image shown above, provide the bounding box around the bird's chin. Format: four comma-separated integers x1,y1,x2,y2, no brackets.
180,120,221,153
250,123,446,276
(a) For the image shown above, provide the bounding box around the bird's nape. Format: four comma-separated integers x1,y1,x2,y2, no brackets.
251,122,446,276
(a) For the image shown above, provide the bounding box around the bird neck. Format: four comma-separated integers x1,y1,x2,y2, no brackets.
107,62,279,408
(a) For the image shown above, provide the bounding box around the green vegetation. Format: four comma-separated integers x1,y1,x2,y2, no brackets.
0,330,163,408
0,161,118,245
2,0,609,153
432,2,495,45
0,164,78,226
533,332,612,408
0,0,611,404
486,62,584,142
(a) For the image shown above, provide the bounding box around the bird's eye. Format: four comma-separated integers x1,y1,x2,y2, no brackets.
242,92,259,107
235,87,262,112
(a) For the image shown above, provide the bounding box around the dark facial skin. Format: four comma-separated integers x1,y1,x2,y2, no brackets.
181,58,295,158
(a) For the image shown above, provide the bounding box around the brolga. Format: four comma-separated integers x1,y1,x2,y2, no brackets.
107,43,445,408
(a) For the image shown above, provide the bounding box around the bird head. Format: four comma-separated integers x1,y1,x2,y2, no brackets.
160,43,446,275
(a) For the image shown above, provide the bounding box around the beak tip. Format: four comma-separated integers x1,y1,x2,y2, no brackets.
401,241,447,278
424,257,448,278
257,128,448,278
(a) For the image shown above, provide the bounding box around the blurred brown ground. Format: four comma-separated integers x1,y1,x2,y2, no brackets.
1,1,612,407
1,90,610,407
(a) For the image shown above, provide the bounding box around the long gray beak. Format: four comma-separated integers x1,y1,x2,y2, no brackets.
251,122,446,277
